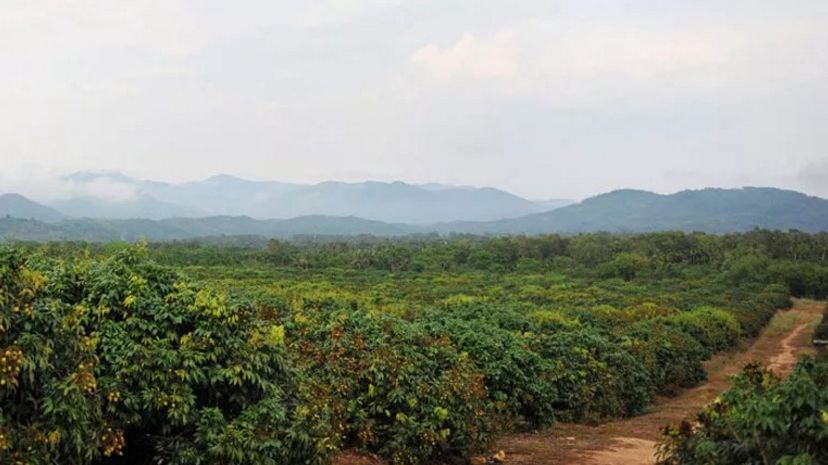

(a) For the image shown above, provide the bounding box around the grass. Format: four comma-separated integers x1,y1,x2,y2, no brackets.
766,310,800,334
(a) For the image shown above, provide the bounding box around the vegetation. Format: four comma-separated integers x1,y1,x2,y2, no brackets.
0,245,328,465
2,230,828,464
658,359,828,465
454,187,828,234
4,187,828,241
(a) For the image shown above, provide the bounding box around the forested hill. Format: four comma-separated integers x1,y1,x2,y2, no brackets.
1,187,827,241
439,187,828,234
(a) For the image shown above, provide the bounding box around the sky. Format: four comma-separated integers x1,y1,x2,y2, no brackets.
1,0,827,200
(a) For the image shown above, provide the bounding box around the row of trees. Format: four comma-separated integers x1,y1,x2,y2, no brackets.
131,230,828,271
20,230,828,274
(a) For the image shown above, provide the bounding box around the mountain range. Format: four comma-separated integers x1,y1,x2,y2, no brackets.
2,182,828,242
436,187,828,234
50,172,569,223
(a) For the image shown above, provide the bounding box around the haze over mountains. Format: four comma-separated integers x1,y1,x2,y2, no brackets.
2,177,828,242
45,172,568,223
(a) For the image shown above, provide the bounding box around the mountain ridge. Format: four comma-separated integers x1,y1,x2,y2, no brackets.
51,172,568,222
1,186,827,242
437,187,828,234
0,193,65,223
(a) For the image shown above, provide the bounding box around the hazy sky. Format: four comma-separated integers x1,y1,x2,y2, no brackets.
2,0,827,200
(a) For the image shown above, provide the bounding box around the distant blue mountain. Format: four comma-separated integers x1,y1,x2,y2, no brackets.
2,185,826,242
0,193,64,222
55,172,568,223
439,187,828,234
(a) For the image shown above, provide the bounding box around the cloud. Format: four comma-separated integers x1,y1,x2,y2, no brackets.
1,1,827,201
297,0,403,28
0,167,139,203
411,31,518,82
794,159,828,198
67,177,139,202
408,15,828,107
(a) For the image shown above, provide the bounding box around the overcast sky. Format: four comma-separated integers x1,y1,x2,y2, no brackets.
1,0,827,200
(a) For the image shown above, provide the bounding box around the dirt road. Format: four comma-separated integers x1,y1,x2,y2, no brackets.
494,300,825,465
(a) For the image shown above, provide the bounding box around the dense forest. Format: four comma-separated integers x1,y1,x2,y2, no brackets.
2,230,828,465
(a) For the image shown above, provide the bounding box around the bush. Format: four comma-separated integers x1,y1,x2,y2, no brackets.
535,329,652,421
760,283,794,310
288,307,494,465
662,307,742,356
813,305,828,342
658,359,828,465
769,261,828,299
422,315,559,429
728,284,791,337
599,253,650,281
0,247,104,465
1,246,329,465
623,321,708,395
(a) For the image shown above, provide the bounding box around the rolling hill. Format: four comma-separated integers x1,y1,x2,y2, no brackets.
1,187,827,242
440,187,828,234
57,172,565,222
0,193,65,222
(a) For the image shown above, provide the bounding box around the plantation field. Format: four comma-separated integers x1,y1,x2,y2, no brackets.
2,231,828,465
493,299,825,465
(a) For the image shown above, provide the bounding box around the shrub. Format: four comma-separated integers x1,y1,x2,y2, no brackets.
769,261,827,298
82,248,327,465
422,315,559,429
727,284,790,337
0,247,105,465
535,329,652,421
599,253,651,281
813,305,828,343
662,307,742,356
1,246,329,465
623,321,708,395
288,307,494,465
760,283,794,310
658,359,828,465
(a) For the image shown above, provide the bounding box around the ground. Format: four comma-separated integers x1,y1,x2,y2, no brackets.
335,300,826,465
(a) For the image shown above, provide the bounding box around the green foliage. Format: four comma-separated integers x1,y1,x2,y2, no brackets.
813,306,828,342
4,230,828,465
0,245,330,465
769,261,828,299
600,252,650,281
536,329,652,421
761,283,795,311
623,321,709,395
288,307,493,465
658,359,828,465
0,247,104,465
662,307,742,356
422,312,559,429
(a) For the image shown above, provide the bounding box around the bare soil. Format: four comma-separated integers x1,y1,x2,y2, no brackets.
336,300,826,465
